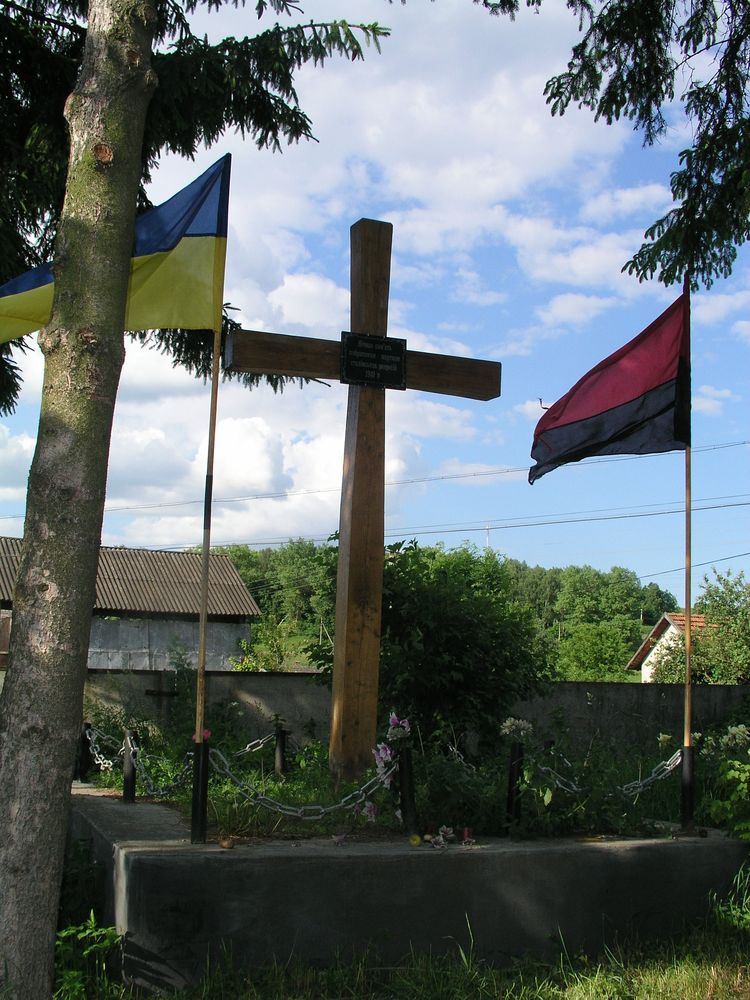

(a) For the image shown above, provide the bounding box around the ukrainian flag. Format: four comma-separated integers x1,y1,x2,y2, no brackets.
0,153,231,345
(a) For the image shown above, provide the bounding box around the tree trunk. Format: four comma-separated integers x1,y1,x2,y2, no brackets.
0,0,156,994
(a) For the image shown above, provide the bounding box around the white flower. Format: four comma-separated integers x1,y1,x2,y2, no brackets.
500,717,534,742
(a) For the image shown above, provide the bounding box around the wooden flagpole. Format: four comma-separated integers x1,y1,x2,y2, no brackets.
191,325,222,843
681,273,694,830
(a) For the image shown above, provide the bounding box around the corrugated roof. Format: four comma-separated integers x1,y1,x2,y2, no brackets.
0,536,260,620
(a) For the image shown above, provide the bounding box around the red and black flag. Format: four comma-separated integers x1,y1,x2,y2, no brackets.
529,290,690,484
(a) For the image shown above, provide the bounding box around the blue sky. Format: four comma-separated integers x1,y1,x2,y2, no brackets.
2,0,749,604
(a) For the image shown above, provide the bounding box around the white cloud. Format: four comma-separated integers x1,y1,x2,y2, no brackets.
694,384,739,416
514,400,547,421
580,184,672,224
535,293,618,327
267,274,349,334
693,289,750,326
0,424,35,501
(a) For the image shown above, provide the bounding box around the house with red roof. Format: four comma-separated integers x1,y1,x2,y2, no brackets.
626,612,716,682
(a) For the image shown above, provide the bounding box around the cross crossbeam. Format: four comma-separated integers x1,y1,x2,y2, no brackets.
225,219,501,778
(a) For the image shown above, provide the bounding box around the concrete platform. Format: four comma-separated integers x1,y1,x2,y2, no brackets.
69,786,750,993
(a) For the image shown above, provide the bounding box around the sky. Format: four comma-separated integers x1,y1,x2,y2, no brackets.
2,0,749,604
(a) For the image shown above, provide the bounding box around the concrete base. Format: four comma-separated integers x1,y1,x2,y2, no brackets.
70,789,749,994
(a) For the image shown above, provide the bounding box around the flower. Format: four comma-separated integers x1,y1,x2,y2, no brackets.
721,724,750,750
373,742,395,788
191,728,211,743
362,800,378,823
500,717,533,742
387,714,411,741
657,733,673,748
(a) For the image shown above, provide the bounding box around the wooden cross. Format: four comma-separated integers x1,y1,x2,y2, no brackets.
225,219,502,779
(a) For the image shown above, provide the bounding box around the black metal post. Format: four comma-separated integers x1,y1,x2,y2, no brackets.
123,731,136,804
274,723,287,777
75,723,94,781
191,740,210,844
506,741,524,828
398,746,419,836
681,745,694,831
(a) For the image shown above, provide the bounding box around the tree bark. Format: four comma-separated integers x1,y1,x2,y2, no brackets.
0,0,156,994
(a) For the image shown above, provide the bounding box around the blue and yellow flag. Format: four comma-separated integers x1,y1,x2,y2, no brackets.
0,154,231,345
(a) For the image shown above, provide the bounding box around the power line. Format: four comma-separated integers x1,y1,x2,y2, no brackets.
639,551,750,580
1,438,747,523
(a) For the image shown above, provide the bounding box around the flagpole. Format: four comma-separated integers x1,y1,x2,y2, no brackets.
681,273,694,831
191,324,222,843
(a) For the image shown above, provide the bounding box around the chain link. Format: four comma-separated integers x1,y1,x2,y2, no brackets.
527,748,683,799
209,747,398,819
618,749,683,799
84,727,122,772
128,734,193,798
233,733,276,757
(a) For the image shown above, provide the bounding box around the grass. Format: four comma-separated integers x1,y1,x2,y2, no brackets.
55,861,750,1000
57,910,750,999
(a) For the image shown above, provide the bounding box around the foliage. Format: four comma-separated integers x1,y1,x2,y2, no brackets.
700,724,750,840
0,4,390,409
308,541,552,751
222,540,336,670
502,722,683,838
53,913,121,1000
540,0,750,288
651,570,750,684
556,615,643,682
506,560,675,680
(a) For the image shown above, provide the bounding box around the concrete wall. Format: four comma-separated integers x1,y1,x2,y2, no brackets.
69,793,750,993
83,668,331,742
512,681,747,748
88,617,248,672
78,671,749,748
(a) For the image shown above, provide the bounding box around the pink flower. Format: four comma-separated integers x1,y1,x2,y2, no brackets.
362,801,378,823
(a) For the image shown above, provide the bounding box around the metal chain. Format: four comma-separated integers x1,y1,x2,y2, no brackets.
84,727,122,772
128,735,193,798
233,733,276,757
528,748,683,799
618,749,683,799
209,747,398,819
535,763,584,795
447,743,477,771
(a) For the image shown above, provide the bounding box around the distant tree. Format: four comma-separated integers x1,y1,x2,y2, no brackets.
502,558,563,629
640,581,679,626
556,615,643,682
652,569,750,684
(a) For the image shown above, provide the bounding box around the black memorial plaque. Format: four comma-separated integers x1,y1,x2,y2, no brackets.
340,332,407,390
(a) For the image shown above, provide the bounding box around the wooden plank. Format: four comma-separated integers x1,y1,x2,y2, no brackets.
328,219,392,780
407,350,501,401
225,330,502,401
224,329,340,381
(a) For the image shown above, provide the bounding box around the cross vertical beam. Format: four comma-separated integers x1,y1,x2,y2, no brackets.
329,220,392,779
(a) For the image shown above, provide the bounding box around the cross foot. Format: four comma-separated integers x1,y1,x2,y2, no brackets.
225,219,502,779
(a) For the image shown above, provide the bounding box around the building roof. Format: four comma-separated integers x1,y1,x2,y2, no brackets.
625,612,710,672
0,536,260,621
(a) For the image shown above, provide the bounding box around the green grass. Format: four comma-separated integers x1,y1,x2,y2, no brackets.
56,917,750,999
55,866,750,1000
